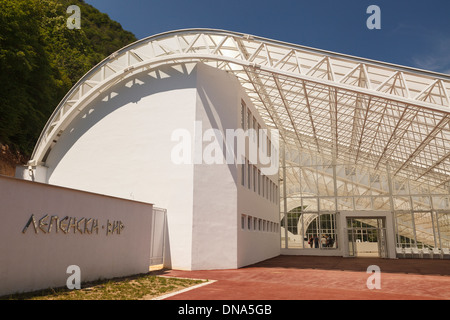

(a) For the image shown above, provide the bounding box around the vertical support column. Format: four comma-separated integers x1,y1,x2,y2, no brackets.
408,195,418,248
386,162,399,256
431,196,443,250
332,154,340,250
282,144,288,249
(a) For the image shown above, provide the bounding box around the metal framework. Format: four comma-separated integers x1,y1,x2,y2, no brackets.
28,29,450,253
29,29,450,188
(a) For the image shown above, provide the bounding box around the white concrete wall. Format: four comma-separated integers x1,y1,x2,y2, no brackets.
192,64,280,269
0,175,153,296
36,62,280,270
33,64,279,270
235,75,280,268
45,64,198,270
191,64,240,270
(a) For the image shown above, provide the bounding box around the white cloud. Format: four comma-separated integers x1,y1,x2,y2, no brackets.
410,36,450,74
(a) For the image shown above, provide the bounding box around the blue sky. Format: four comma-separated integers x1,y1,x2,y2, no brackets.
84,0,450,74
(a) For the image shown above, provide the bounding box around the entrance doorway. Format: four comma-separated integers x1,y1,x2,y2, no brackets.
346,217,387,258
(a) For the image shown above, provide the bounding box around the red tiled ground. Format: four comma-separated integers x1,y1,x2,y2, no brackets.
156,255,450,300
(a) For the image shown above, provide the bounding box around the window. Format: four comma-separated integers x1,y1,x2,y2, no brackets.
253,165,257,192
247,160,251,190
247,109,252,131
258,170,261,195
241,101,246,129
247,216,252,230
270,181,273,202
241,215,245,230
265,177,269,199
268,139,272,157
253,217,257,231
262,174,265,197
257,124,261,148
271,181,275,202
241,162,245,186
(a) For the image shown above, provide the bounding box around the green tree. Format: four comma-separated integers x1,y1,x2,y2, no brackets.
0,0,137,158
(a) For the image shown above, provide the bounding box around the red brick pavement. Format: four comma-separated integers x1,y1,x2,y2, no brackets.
154,255,450,300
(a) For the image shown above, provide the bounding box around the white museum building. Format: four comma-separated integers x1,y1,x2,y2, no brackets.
15,29,450,272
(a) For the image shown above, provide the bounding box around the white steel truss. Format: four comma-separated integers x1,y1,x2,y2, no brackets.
29,29,450,192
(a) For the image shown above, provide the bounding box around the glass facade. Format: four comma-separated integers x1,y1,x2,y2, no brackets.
280,147,450,258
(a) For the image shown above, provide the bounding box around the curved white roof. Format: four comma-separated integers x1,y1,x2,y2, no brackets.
30,29,450,191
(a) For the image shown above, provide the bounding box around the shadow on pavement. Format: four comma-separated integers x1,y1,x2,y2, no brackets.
246,255,450,276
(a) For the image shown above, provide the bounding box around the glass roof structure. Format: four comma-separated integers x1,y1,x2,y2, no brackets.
28,29,450,254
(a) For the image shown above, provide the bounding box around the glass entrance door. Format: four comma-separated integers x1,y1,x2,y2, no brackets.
346,217,387,258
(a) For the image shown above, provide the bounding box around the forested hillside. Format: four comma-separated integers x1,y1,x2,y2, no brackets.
0,0,137,172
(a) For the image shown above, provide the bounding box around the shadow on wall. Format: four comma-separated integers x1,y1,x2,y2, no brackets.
196,82,238,186
45,63,198,174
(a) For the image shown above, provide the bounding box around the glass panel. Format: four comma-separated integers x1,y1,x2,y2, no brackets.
355,196,373,210
393,197,411,211
284,206,303,248
302,198,318,212
303,213,337,249
319,198,335,211
395,212,416,248
433,196,450,210
373,196,390,210
337,197,354,211
412,196,431,211
414,212,436,249
437,213,450,250
346,218,385,257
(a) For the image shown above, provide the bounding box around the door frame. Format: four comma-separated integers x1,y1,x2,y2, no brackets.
338,211,396,259
346,217,387,258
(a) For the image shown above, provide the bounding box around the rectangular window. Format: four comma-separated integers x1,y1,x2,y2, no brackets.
257,124,261,148
253,166,257,192
241,161,245,187
254,217,257,231
262,174,265,198
273,182,276,203
247,109,252,131
272,182,275,203
247,216,252,230
258,170,261,195
247,160,251,190
270,181,273,202
241,215,245,230
241,101,246,129
268,139,271,157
